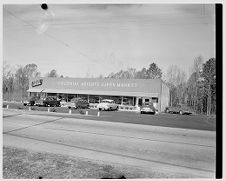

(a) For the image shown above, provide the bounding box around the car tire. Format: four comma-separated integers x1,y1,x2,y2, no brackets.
99,108,102,111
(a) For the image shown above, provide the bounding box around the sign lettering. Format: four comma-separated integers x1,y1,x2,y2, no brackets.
32,79,43,87
57,81,137,88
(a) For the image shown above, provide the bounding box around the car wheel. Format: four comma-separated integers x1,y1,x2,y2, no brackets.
99,108,102,111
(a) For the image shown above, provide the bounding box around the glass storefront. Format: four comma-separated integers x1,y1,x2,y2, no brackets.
30,92,158,108
89,95,100,103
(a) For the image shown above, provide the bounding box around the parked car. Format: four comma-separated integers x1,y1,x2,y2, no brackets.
97,99,118,111
165,104,192,115
23,96,39,106
140,102,156,114
42,97,61,107
70,98,89,109
60,99,75,108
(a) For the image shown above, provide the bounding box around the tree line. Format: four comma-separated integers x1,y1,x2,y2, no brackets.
104,57,216,115
3,57,216,115
3,63,60,102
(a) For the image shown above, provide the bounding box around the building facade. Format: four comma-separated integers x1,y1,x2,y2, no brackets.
28,77,169,112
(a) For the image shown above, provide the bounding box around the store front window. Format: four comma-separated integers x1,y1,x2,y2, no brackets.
110,96,121,105
123,96,134,106
152,97,158,103
78,94,88,101
68,94,76,101
89,95,100,103
47,93,57,97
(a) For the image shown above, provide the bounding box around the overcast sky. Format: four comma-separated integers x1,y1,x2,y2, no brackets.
3,4,215,78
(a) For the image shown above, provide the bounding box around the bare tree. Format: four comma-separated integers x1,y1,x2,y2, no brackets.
3,63,15,100
166,65,187,106
186,56,204,113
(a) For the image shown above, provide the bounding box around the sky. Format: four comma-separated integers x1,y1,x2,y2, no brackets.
3,4,215,78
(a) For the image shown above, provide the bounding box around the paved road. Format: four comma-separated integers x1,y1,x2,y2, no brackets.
3,109,216,178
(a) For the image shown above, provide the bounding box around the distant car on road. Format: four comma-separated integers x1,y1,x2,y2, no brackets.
165,104,192,115
140,102,156,114
70,98,89,109
97,99,118,111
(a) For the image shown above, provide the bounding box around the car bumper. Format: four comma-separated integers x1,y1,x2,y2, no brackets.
140,109,155,114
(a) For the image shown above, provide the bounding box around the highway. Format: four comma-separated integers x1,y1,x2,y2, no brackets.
3,109,216,178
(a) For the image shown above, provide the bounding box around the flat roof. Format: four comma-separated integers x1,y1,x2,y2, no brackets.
28,77,168,97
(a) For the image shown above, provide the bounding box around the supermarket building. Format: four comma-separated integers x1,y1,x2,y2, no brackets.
28,77,169,112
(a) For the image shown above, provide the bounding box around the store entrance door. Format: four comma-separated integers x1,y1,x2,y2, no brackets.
138,98,143,106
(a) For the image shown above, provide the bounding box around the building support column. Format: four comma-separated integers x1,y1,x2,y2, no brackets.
121,96,123,105
142,97,145,104
87,95,89,103
135,97,139,107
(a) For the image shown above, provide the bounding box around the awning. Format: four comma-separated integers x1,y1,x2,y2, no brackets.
27,88,45,93
27,88,159,98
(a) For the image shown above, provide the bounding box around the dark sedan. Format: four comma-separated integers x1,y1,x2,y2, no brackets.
42,97,61,107
23,96,39,106
165,104,193,115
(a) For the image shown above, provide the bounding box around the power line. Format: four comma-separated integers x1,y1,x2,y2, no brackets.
5,15,214,27
4,8,103,64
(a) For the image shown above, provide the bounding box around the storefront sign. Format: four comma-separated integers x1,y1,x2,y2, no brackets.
32,79,43,87
57,81,137,88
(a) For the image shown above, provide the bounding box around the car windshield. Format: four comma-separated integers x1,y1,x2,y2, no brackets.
143,102,151,106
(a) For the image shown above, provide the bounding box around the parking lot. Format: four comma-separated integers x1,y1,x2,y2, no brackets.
3,102,216,131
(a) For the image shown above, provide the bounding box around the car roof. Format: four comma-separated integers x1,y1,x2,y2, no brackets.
102,99,114,101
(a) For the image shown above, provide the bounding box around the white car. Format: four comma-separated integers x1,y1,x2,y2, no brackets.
140,102,156,114
60,100,75,108
97,99,118,111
